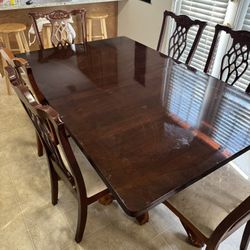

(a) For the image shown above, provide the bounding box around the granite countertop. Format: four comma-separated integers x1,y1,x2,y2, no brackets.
0,0,121,10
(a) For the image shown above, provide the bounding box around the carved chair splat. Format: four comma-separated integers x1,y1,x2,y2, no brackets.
204,24,250,91
29,9,87,50
157,10,206,65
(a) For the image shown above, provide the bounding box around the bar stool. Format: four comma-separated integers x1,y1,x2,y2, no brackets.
86,14,108,41
0,23,30,53
0,23,30,95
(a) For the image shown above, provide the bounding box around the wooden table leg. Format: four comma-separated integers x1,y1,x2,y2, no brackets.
136,212,149,225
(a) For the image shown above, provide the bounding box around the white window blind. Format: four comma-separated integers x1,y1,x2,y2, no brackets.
179,0,229,71
233,4,250,92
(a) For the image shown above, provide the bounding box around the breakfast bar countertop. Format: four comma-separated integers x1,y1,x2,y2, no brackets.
0,0,122,10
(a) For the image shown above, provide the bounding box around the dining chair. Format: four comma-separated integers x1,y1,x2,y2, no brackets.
204,24,250,91
29,9,87,50
157,10,206,65
5,65,113,243
0,45,27,93
0,46,44,156
163,163,250,250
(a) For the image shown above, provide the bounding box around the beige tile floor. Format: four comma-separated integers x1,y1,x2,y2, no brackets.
0,78,247,250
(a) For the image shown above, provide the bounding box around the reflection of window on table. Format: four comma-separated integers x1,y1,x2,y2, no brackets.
211,88,250,154
165,64,208,128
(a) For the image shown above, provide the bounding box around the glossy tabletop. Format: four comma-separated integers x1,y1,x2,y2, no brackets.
23,37,250,216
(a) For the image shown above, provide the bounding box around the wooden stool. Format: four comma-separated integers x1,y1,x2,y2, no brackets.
0,23,30,53
86,14,108,41
0,23,30,95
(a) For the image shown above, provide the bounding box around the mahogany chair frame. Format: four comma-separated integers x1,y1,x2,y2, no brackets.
164,196,250,250
157,10,206,65
29,9,87,50
0,46,44,156
204,24,250,89
5,65,112,243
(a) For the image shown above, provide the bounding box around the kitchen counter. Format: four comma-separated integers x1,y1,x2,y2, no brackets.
0,0,121,10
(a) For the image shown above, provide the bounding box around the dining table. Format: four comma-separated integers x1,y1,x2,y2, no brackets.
21,36,250,221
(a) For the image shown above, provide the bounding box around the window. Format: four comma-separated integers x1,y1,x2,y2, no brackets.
178,0,229,71
233,4,250,92
174,0,250,92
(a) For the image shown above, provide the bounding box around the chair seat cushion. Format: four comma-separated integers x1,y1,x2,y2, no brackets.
167,163,250,238
58,139,107,198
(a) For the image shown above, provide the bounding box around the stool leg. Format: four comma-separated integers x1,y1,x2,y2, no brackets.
2,34,11,49
20,31,30,52
101,18,108,39
4,75,12,95
87,19,92,41
46,26,52,48
0,40,11,95
15,32,25,53
42,27,48,49
1,56,11,95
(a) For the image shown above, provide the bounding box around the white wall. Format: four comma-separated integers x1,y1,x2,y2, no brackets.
118,0,172,49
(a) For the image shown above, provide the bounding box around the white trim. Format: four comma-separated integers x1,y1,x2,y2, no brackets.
233,0,250,29
172,0,182,14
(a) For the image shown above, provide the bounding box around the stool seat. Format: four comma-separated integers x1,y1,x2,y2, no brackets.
86,13,108,41
0,23,26,33
87,14,108,19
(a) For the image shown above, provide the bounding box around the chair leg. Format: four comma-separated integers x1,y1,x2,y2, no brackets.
240,221,250,250
180,220,205,248
47,158,59,205
36,132,43,157
75,195,88,243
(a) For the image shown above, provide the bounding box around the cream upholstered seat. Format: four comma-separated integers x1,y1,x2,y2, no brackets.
58,140,106,197
167,163,249,238
165,162,250,248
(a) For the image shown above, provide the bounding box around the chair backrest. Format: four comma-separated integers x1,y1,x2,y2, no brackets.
0,46,27,77
29,9,87,49
204,24,250,88
5,64,87,199
157,10,206,65
207,196,250,249
0,46,47,104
